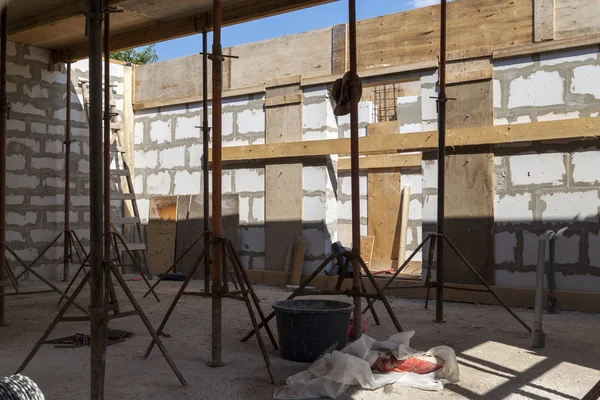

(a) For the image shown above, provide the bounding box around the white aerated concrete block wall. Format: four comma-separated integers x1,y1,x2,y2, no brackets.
3,44,126,279
302,86,338,273
493,47,600,292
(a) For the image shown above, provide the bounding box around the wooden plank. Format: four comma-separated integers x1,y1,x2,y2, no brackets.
443,80,495,285
397,185,411,269
447,45,493,61
367,122,402,265
265,80,303,272
447,58,493,85
338,154,421,171
360,236,375,269
265,75,302,88
264,94,302,108
493,33,600,59
244,270,600,313
175,194,240,279
356,0,532,70
331,23,347,74
209,117,600,162
535,0,556,42
555,0,600,40
289,237,307,286
147,196,179,275
281,244,294,287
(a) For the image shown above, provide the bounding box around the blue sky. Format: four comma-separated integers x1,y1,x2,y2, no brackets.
154,0,438,61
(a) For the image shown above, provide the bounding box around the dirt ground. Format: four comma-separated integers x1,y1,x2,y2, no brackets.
1,277,599,399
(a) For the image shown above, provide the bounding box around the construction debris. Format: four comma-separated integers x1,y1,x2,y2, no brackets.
45,330,134,349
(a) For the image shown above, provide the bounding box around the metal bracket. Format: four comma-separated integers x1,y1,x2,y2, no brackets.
430,95,456,113
195,125,212,141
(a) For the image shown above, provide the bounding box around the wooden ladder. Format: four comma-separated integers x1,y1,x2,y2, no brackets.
80,80,152,278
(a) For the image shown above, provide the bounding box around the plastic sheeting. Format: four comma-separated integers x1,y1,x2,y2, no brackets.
273,331,459,399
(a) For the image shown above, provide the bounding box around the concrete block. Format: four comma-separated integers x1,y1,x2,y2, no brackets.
400,123,422,134
29,229,57,243
401,172,422,195
495,193,533,223
240,227,266,253
303,166,325,192
360,198,368,219
8,120,26,132
13,248,39,262
134,174,144,194
159,145,186,169
573,150,600,183
8,63,31,78
422,159,438,189
304,102,329,130
337,199,351,221
174,116,200,140
339,176,351,196
495,231,517,264
6,82,16,93
6,231,24,242
304,87,329,99
7,41,16,57
43,177,69,188
41,69,66,84
523,231,580,265
239,196,250,223
6,154,26,170
537,111,580,121
46,211,78,224
23,84,49,99
137,198,150,222
508,71,564,108
421,87,438,120
173,170,200,195
44,139,63,154
234,168,264,192
160,105,187,116
207,170,233,193
589,232,600,268
134,121,145,144
237,109,265,134
304,228,329,257
509,152,565,186
188,144,203,168
493,79,502,108
540,47,597,66
422,194,438,224
541,191,599,223
303,195,326,222
251,196,265,223
7,195,25,205
408,198,422,221
6,211,37,226
494,56,534,71
252,256,266,270
149,119,172,144
571,65,600,99
13,102,45,117
31,157,65,171
360,174,368,196
146,171,171,195
135,149,158,169
6,172,38,189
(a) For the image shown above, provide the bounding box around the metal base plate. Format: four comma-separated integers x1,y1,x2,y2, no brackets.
206,360,226,368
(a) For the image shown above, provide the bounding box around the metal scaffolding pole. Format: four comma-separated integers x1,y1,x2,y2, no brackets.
63,60,72,282
88,0,107,397
209,0,224,367
0,5,6,327
435,0,448,323
348,0,362,340
202,20,211,294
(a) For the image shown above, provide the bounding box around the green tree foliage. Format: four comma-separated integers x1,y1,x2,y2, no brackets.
110,44,158,65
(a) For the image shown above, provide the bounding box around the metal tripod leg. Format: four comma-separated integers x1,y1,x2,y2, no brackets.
424,235,437,309
108,262,187,386
361,279,380,325
355,255,403,333
16,273,90,373
57,254,89,305
143,246,209,358
241,253,339,342
223,240,278,350
110,231,160,302
227,243,274,383
441,235,532,333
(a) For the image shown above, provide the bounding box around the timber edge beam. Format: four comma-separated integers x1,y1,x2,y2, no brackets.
206,117,600,163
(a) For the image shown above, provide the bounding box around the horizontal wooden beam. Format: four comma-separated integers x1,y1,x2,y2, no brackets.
494,33,600,59
338,154,422,171
207,117,600,162
54,0,335,62
9,0,126,35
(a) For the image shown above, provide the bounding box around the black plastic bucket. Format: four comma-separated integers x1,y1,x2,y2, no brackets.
272,299,353,363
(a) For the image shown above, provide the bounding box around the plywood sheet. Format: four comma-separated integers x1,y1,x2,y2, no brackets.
175,194,239,279
147,196,178,275
357,0,532,70
444,80,495,285
535,0,556,42
360,236,375,268
265,81,303,271
367,122,402,265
